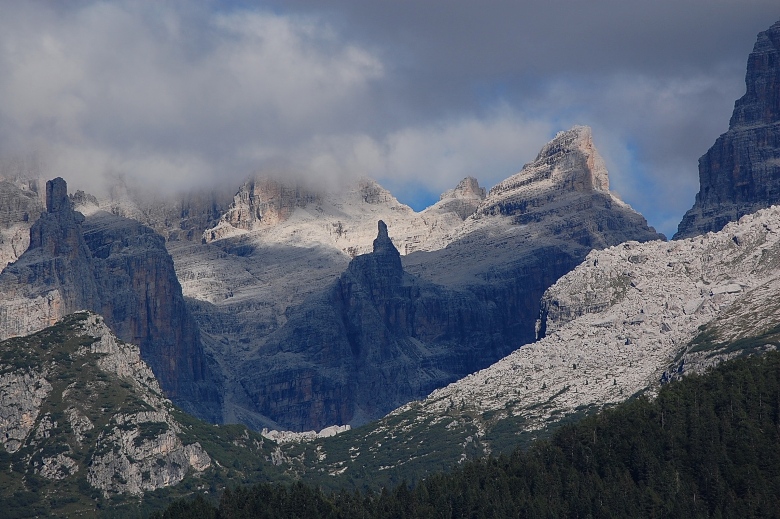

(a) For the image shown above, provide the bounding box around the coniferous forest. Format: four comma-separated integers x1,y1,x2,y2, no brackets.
152,351,780,518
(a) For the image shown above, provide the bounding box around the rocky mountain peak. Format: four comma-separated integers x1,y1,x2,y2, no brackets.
675,19,780,239
486,125,609,204
45,177,71,214
0,178,221,422
203,177,320,241
731,19,780,128
469,125,663,248
350,220,403,291
358,178,395,205
372,220,396,255
440,177,486,201
424,177,486,221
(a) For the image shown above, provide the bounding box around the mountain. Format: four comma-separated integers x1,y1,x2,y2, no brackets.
160,351,780,517
185,125,662,432
11,127,660,432
0,178,221,421
0,312,291,517
675,20,780,239
200,176,470,255
277,19,780,485
237,220,525,431
72,178,236,244
272,202,780,487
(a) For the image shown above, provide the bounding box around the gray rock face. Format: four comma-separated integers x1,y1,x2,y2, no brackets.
72,180,236,243
0,178,221,422
240,220,522,430
0,178,101,336
203,178,321,242
0,178,43,270
82,212,222,421
0,313,211,497
172,126,664,432
675,19,780,239
236,128,663,431
428,177,486,220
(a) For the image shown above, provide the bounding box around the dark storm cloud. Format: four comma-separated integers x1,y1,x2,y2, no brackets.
0,0,778,235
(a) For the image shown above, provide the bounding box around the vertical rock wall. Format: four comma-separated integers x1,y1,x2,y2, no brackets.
0,178,222,422
675,20,780,239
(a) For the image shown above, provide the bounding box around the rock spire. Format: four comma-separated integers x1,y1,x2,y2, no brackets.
675,19,780,239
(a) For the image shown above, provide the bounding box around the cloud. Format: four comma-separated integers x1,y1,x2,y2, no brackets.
0,0,777,237
0,1,383,193
279,111,554,195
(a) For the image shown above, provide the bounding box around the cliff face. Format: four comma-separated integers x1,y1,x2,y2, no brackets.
0,313,211,499
675,20,780,239
0,178,100,336
240,221,520,430
0,178,43,271
288,204,780,482
0,178,221,422
425,176,486,220
82,212,222,420
206,177,321,238
72,180,236,243
232,128,663,431
472,126,661,249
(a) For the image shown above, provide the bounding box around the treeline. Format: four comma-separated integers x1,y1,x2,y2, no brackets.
153,352,780,518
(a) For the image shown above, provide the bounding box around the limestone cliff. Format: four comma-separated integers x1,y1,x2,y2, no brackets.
424,176,486,220
205,177,321,240
471,125,660,249
239,220,520,430
0,177,43,271
0,313,211,499
72,179,236,243
675,19,780,239
82,212,222,420
0,178,100,337
0,178,221,422
177,127,663,432
295,203,780,482
200,176,463,256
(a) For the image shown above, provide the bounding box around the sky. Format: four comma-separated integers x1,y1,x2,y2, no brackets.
0,1,778,237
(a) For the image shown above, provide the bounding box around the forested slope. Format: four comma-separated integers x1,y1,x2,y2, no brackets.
154,350,780,518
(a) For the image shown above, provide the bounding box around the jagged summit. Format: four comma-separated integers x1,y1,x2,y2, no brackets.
200,176,467,256
45,177,71,213
424,177,486,220
348,219,403,298
484,125,608,209
238,218,521,430
453,125,663,251
731,19,780,128
440,177,486,201
675,19,780,239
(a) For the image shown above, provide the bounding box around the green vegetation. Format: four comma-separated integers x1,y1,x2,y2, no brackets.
7,312,780,518
156,351,780,518
0,313,291,518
